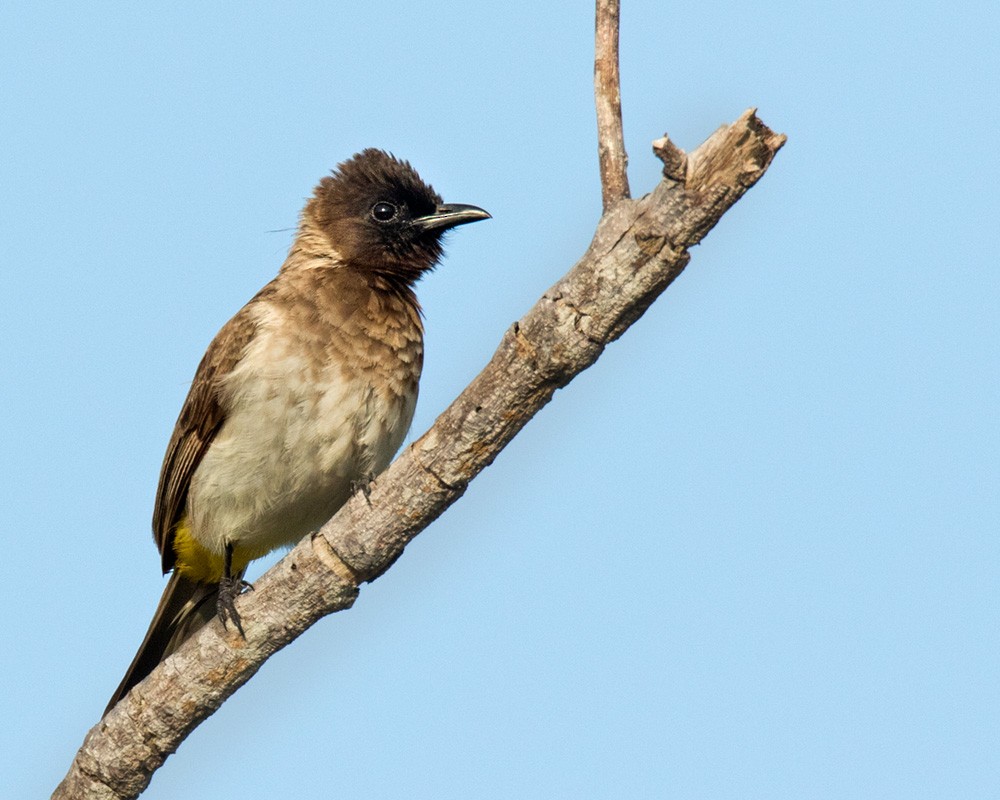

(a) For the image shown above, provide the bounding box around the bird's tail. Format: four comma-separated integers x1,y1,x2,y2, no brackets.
104,571,218,716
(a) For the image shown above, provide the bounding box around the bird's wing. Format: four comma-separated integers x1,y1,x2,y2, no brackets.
152,301,262,573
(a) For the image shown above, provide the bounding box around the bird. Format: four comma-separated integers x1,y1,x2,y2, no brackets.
104,149,490,716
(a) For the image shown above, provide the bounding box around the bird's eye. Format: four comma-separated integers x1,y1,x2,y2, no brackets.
371,201,398,222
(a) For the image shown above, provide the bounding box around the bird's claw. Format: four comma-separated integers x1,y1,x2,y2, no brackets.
351,472,376,505
217,575,254,638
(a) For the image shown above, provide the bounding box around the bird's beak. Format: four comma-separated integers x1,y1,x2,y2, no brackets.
412,203,491,232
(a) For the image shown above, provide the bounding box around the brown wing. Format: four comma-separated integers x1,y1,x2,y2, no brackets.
152,299,263,573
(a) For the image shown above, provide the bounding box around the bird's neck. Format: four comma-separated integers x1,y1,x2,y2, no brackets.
280,217,423,321
285,216,344,266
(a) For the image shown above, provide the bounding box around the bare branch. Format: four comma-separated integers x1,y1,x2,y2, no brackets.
595,0,630,209
53,108,784,799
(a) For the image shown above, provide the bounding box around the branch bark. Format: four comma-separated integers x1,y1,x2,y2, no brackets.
595,0,630,209
53,12,785,800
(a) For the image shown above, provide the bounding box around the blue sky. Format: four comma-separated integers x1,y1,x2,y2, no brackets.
3,2,998,798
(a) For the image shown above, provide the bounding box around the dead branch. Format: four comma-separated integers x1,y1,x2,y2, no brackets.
52,6,785,799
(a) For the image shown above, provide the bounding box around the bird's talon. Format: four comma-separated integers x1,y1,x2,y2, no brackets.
217,575,248,638
351,472,375,505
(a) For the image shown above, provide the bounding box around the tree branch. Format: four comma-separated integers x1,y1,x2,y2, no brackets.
595,0,630,209
53,18,785,800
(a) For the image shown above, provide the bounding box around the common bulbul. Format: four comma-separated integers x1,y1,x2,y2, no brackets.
105,149,489,715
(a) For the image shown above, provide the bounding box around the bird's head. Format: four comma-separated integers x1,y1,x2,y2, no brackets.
306,149,490,283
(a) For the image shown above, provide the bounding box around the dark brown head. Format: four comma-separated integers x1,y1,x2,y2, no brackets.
306,149,490,284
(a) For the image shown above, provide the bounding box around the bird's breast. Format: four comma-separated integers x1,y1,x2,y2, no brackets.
186,288,422,558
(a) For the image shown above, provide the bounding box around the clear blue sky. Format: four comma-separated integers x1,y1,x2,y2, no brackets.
3,2,998,798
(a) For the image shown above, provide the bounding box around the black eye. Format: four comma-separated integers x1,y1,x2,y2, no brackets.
371,201,398,222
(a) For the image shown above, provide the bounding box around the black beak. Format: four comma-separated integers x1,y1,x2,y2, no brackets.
412,203,491,232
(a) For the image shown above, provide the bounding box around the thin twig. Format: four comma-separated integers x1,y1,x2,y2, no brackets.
595,0,630,209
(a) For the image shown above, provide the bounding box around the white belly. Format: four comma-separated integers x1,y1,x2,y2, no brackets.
185,304,417,557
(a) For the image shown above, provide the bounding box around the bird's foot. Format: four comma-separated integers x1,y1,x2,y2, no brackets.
351,472,376,505
217,575,254,638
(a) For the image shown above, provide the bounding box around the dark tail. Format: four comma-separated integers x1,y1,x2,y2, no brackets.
104,572,218,716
